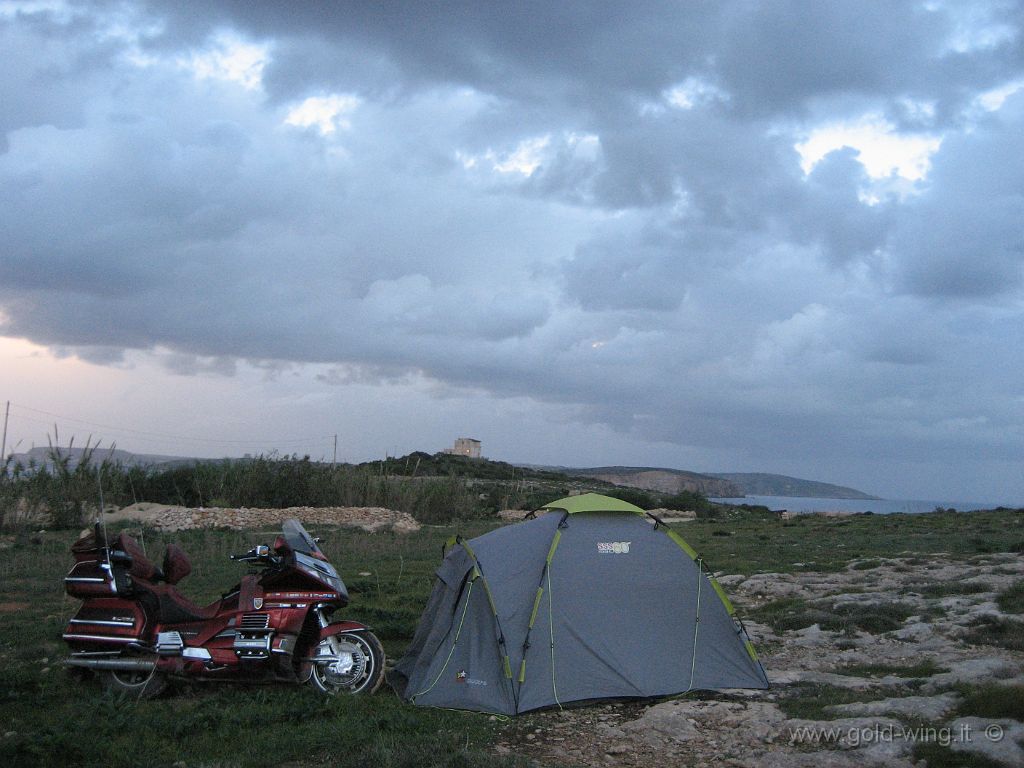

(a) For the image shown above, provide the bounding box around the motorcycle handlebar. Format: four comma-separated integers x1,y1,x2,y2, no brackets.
231,544,273,561
230,547,281,566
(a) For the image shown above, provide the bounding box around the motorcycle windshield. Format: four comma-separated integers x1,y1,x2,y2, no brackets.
282,519,347,598
281,519,324,557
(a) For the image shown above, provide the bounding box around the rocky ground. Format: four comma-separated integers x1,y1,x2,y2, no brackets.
495,553,1024,767
101,501,421,533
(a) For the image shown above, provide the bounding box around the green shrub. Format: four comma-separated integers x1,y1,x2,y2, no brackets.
603,488,655,509
819,601,916,634
995,581,1024,613
956,683,1024,720
851,559,882,570
964,615,1024,651
662,490,712,513
750,598,916,635
916,581,992,597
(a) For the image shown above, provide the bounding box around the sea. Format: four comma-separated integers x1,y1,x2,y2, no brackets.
709,495,1014,515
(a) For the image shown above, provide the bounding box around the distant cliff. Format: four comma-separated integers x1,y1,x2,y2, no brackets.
9,446,192,469
569,467,742,497
708,473,879,500
564,466,877,501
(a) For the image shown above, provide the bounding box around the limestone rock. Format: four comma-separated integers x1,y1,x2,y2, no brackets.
824,692,961,720
106,502,421,534
948,718,1024,767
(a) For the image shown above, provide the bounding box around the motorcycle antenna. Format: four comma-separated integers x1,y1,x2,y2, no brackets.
96,463,113,582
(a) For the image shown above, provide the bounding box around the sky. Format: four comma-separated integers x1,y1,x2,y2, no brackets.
1,1,1023,503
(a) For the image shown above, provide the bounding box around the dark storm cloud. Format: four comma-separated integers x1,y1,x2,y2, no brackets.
890,90,1024,297
794,148,893,263
563,230,688,312
135,0,1022,122
137,0,715,99
2,0,1024,499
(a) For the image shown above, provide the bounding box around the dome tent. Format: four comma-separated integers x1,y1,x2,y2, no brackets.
391,493,768,714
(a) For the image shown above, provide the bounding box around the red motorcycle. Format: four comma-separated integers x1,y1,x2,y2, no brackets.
62,518,385,697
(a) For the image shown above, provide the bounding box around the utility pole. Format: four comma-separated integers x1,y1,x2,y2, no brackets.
332,434,337,469
1,400,8,465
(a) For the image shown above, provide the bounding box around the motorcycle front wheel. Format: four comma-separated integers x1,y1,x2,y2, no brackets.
310,630,385,695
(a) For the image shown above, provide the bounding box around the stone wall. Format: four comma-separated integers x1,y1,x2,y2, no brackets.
106,502,420,534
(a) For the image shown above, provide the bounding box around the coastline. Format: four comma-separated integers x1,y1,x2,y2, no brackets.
711,495,1014,515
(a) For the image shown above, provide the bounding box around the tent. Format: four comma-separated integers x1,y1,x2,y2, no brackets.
391,493,769,714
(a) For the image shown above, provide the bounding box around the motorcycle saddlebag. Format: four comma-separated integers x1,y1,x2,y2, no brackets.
63,598,147,649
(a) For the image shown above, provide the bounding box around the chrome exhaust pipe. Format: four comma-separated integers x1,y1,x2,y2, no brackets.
65,657,156,671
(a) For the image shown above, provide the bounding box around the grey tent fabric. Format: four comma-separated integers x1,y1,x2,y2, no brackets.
392,494,768,715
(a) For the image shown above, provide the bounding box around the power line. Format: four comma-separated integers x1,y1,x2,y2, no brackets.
6,401,334,448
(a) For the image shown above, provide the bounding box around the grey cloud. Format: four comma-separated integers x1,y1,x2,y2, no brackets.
160,352,237,376
562,229,688,312
890,91,1024,297
716,1,1023,126
1,1,1023,500
315,363,415,387
716,2,945,114
51,344,128,365
795,147,893,263
133,0,1024,130
0,11,110,139
139,0,715,100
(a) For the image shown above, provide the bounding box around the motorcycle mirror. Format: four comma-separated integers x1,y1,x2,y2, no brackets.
255,544,270,557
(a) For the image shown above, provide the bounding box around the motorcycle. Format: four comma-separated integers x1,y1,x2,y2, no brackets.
62,518,385,697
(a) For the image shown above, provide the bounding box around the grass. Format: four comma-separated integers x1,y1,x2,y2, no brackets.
0,522,522,768
954,682,1024,721
996,581,1024,614
750,597,917,634
3,688,520,768
915,582,993,598
963,615,1024,652
850,558,883,570
1,506,1022,766
912,743,1008,768
777,683,899,720
910,684,1024,768
676,508,1024,575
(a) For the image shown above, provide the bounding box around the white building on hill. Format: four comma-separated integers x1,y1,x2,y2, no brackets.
443,437,481,458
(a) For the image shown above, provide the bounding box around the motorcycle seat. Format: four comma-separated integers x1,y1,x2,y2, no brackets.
137,581,221,625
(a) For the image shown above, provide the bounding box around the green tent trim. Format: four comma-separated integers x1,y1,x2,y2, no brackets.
539,492,647,516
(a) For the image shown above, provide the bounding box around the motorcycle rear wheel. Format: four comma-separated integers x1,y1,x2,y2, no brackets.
104,665,167,699
310,630,385,695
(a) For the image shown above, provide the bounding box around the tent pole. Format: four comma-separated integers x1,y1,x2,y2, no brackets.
688,558,703,691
